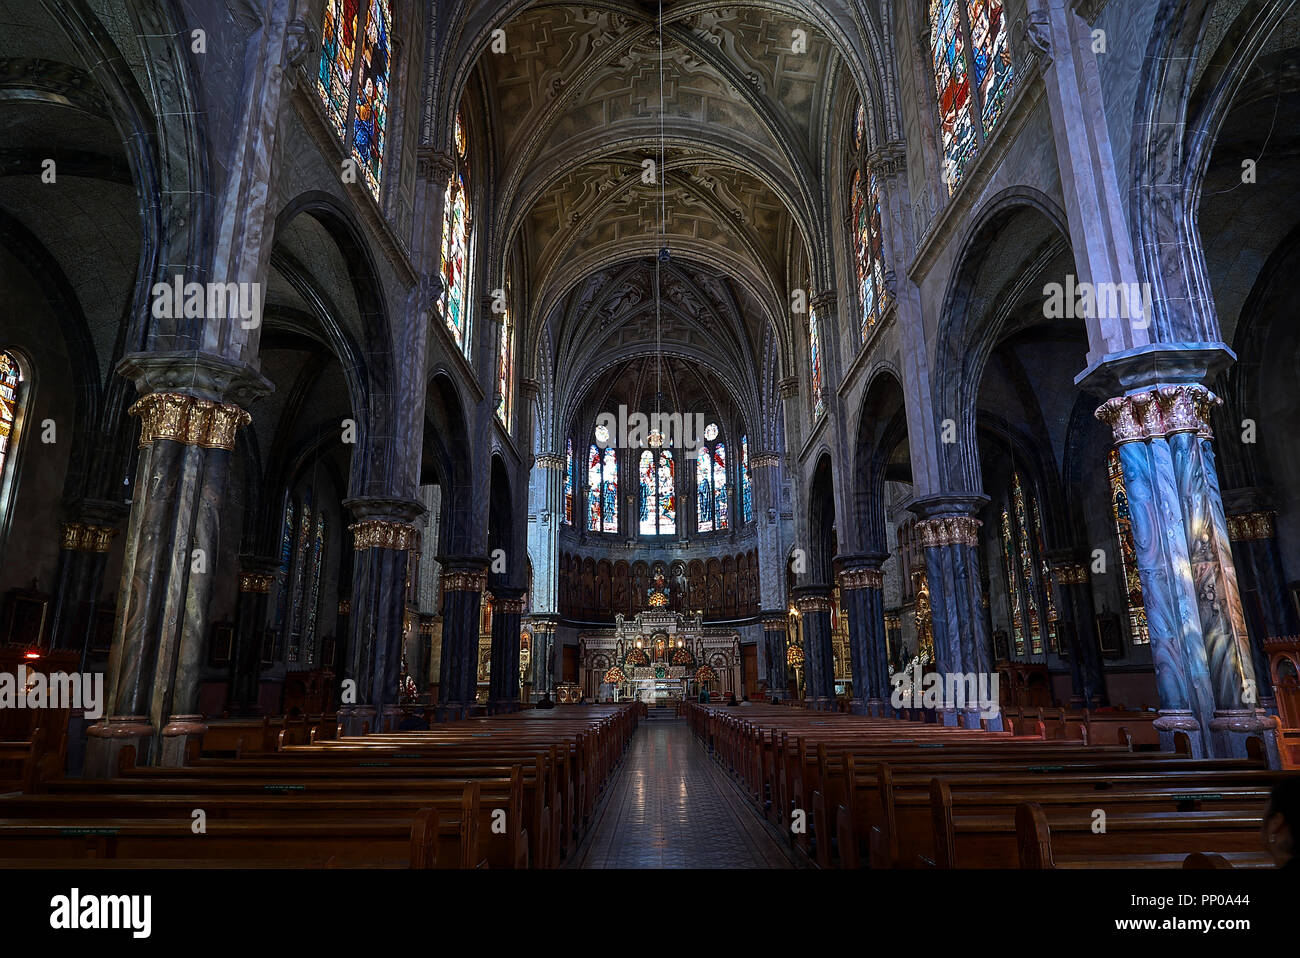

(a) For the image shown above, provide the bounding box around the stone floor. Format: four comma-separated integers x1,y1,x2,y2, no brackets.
567,719,804,868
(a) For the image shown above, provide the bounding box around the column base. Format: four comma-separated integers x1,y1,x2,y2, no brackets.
84,716,155,777
435,703,472,723
337,705,378,736
379,705,403,733
1209,710,1281,767
159,714,208,767
806,697,836,713
1152,710,1206,757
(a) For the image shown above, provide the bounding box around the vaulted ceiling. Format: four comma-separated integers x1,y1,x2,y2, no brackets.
462,1,881,441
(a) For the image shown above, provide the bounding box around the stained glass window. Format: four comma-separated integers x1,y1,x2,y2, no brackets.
640,451,676,536
713,443,729,531
1108,449,1150,646
588,443,618,533
929,0,1014,194
274,498,295,637
495,286,513,428
1000,509,1025,656
809,306,826,421
696,432,729,533
317,0,392,198
1012,473,1043,655
304,515,326,658
741,435,753,524
317,0,357,137
851,168,889,340
0,351,23,495
288,491,313,661
1031,498,1059,654
852,100,866,151
564,439,573,526
438,113,471,353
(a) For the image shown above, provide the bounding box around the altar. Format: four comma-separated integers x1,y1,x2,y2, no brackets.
578,607,741,703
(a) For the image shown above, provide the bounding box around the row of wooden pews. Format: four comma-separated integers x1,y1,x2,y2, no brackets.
686,703,1295,870
0,703,642,869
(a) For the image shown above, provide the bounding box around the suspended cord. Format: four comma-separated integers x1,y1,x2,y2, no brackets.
654,0,666,423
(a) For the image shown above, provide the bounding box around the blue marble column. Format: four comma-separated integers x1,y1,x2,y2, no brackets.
794,587,835,711
1095,387,1279,760
527,615,557,700
437,560,488,721
488,587,526,713
227,564,274,714
837,555,889,715
910,498,1001,730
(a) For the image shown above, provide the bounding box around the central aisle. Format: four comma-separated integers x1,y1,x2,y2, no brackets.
568,718,802,869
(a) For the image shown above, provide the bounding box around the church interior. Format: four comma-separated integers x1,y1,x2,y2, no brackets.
1,0,1300,889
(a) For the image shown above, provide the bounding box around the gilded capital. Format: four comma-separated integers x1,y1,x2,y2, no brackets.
917,515,981,548
60,522,118,552
349,519,419,551
130,392,251,450
238,572,275,593
1095,385,1220,444
794,593,833,613
837,567,884,590
442,568,488,593
1227,511,1276,542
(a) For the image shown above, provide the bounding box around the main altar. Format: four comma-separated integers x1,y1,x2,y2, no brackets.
578,605,741,704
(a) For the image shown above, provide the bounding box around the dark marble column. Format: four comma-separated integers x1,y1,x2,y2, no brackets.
837,556,889,715
488,588,526,713
227,564,274,715
1227,507,1295,713
337,500,421,736
528,615,557,700
49,517,120,664
1096,387,1276,761
86,362,267,775
1049,558,1108,708
760,611,788,700
910,498,1001,729
437,560,488,721
794,587,835,711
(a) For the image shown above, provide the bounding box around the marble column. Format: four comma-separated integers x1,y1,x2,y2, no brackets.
529,615,557,699
1096,387,1277,761
49,517,119,664
338,500,421,736
837,556,889,715
529,453,565,619
488,588,527,713
794,587,835,711
1226,507,1294,712
227,564,274,715
909,498,1001,729
86,363,265,775
437,560,488,721
1049,557,1107,708
760,611,788,700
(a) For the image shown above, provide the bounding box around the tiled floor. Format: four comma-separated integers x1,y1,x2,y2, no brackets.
568,719,803,869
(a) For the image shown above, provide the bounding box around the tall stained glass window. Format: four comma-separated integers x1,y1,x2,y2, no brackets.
495,284,513,428
639,450,676,536
740,435,753,524
587,443,618,533
304,515,326,659
1011,472,1043,655
439,113,472,352
851,168,889,339
1108,449,1150,646
564,438,573,526
1032,498,1059,654
316,0,392,198
0,351,23,496
809,306,826,421
274,498,295,638
929,0,1014,193
696,427,729,533
1000,509,1025,656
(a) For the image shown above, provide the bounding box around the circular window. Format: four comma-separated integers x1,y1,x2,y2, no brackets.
704,422,719,441
594,423,610,444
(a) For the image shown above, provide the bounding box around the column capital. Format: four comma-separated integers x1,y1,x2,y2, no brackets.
1049,560,1090,585
908,492,988,522
238,572,275,593
751,451,781,468
865,141,907,179
809,290,837,312
792,585,833,612
344,496,426,525
520,378,540,401
526,614,558,635
1227,511,1276,542
418,148,455,183
129,393,251,451
60,522,118,553
440,556,490,592
491,587,528,614
760,611,789,630
535,453,566,469
837,567,884,590
914,515,982,548
348,519,419,551
777,377,799,399
1095,384,1220,444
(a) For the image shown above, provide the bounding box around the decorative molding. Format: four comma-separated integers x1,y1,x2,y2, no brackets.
916,515,982,548
809,290,837,312
1052,562,1089,585
751,452,781,468
493,595,528,615
1227,511,1276,542
60,523,118,553
348,519,419,551
535,453,566,469
238,572,274,594
130,392,251,450
838,567,884,590
1095,385,1220,444
865,141,907,179
794,593,833,613
777,377,799,399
